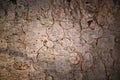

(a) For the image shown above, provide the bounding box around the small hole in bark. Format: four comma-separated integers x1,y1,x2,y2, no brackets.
44,40,47,43
87,20,93,26
48,27,50,30
67,0,71,3
37,18,40,20
86,2,89,4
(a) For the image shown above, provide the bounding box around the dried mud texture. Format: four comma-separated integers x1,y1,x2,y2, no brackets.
0,0,120,80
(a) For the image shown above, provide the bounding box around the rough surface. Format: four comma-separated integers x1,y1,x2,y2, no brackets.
0,0,120,80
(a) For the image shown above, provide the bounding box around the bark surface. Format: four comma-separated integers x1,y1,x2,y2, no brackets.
0,0,120,80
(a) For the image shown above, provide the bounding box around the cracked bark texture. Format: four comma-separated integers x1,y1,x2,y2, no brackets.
0,0,120,80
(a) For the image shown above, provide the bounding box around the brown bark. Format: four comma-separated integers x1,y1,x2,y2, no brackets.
0,0,120,80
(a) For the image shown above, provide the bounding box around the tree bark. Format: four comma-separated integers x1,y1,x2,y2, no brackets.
0,0,120,80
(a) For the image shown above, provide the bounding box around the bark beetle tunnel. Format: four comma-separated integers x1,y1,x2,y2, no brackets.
0,0,120,80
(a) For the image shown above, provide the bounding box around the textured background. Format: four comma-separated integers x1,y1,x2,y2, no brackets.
0,0,120,80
